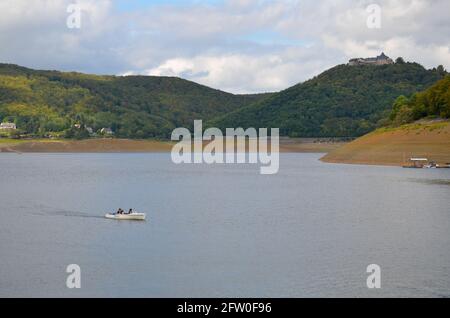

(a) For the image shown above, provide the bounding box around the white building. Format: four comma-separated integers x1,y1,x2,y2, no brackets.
0,122,17,130
100,128,113,135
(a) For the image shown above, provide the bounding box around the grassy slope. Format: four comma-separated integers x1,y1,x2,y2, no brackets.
321,120,450,166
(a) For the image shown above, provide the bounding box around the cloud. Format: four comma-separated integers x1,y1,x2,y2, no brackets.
0,0,448,93
141,48,336,94
0,0,121,72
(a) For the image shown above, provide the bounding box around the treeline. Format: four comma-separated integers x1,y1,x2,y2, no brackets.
389,75,450,125
1,60,447,140
0,63,269,139
210,61,447,137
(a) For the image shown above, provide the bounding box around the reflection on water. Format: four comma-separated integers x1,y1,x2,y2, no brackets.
0,153,449,297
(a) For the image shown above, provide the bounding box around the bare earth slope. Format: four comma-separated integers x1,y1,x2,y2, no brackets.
321,120,450,166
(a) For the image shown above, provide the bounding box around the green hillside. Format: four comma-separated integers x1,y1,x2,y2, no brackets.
389,75,450,125
0,61,446,140
0,63,270,138
210,62,447,137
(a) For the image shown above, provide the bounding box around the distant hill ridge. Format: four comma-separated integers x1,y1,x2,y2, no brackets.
0,63,270,138
210,59,447,137
0,58,447,139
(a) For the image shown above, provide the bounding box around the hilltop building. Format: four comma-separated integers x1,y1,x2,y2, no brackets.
0,122,17,130
348,53,394,66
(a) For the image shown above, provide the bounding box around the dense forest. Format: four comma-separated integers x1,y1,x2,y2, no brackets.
389,75,450,125
0,61,447,139
209,61,447,137
0,63,269,139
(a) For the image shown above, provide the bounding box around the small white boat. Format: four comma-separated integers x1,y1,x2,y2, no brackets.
105,212,146,221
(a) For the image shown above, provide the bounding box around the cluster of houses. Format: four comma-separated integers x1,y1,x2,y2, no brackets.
73,124,114,136
0,121,114,137
0,122,17,130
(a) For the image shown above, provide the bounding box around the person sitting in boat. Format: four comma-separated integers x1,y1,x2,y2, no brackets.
117,208,123,215
127,208,133,215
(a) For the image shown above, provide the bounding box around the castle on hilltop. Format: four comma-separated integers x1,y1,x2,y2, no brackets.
348,53,394,66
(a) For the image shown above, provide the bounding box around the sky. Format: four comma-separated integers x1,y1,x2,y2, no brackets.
0,0,449,94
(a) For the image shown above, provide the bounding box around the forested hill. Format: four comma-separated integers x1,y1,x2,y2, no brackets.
209,61,447,137
0,63,270,138
0,61,447,139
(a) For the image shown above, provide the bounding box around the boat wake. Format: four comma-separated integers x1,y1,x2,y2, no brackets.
30,207,104,219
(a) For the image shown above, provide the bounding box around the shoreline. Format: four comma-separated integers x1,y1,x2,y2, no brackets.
0,138,346,154
321,121,450,167
3,121,449,168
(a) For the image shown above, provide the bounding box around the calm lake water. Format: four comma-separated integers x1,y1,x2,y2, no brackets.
0,153,449,297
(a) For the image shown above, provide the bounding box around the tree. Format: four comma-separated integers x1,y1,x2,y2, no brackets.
389,95,409,120
395,57,405,64
436,65,446,76
389,76,450,124
394,105,414,125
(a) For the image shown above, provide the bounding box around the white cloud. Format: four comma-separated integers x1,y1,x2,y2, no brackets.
143,48,335,94
0,0,448,93
0,0,120,72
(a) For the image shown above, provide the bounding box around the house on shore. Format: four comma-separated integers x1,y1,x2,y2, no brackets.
348,52,394,66
0,122,17,130
100,128,114,135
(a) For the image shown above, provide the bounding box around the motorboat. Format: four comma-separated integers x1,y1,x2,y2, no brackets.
105,212,146,221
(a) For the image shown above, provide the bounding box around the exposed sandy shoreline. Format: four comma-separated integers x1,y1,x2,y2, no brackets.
321,121,450,166
0,138,345,154
3,123,450,168
3,122,449,168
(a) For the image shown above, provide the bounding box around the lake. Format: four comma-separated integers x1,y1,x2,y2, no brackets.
0,153,449,297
